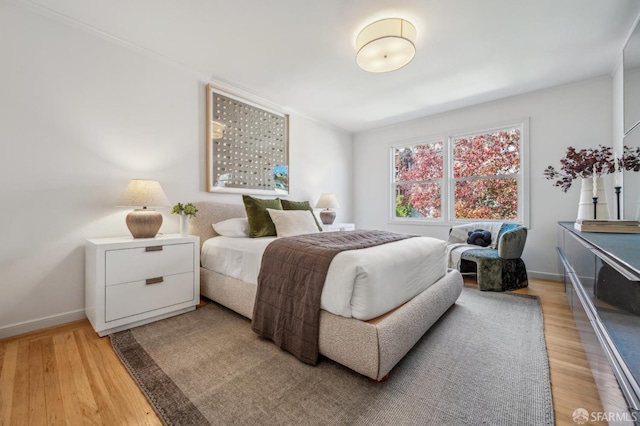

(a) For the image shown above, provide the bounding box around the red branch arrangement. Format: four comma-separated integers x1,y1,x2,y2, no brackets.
543,145,640,192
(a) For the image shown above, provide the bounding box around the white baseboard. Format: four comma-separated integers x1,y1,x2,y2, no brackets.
0,309,87,340
0,270,563,340
528,270,562,282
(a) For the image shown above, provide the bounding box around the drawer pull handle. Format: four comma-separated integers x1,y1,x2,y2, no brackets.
146,277,164,285
145,246,163,252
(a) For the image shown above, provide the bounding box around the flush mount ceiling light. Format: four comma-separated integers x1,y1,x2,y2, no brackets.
356,18,416,73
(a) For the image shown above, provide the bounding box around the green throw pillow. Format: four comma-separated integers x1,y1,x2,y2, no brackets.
279,199,323,231
242,195,283,237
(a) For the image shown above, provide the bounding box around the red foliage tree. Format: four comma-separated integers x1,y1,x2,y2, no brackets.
394,142,443,218
395,129,520,220
453,129,520,220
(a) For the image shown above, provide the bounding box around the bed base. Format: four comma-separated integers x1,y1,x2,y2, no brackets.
192,201,463,380
200,267,463,381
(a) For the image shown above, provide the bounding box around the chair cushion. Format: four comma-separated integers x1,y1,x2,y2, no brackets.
461,248,500,260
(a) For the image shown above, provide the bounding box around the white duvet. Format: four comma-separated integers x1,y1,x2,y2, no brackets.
201,235,447,321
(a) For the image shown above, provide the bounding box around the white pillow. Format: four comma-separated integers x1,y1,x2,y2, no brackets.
212,217,250,237
266,209,320,238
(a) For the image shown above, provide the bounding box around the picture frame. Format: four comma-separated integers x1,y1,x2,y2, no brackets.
206,84,289,195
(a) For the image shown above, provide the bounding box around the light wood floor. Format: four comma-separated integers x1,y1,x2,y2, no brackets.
510,279,627,426
0,278,626,425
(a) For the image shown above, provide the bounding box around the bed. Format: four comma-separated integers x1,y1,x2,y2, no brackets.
190,201,463,381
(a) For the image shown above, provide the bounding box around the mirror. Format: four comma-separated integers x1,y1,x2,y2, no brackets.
624,19,640,219
624,20,640,135
206,84,289,195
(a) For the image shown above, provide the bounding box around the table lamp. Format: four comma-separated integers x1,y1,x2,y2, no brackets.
118,179,171,238
315,193,340,225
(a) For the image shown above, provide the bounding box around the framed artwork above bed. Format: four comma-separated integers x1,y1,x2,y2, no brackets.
206,84,289,195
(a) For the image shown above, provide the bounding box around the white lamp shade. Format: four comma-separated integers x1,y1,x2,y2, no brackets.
315,193,340,209
356,18,416,73
118,179,171,208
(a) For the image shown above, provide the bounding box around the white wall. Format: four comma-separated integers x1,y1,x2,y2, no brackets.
354,77,613,280
0,2,352,338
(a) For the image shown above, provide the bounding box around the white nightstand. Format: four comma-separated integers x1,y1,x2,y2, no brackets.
321,223,355,232
85,234,200,336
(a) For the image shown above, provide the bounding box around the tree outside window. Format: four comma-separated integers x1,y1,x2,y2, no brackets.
391,124,524,223
394,141,443,219
452,128,520,220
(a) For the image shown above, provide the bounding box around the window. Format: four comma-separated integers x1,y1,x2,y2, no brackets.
391,122,527,224
394,140,444,219
452,127,520,220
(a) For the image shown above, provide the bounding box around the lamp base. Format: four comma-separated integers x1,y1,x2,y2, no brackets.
126,208,163,238
319,209,336,225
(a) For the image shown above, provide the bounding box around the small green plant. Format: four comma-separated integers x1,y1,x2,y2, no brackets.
395,195,413,218
171,202,198,217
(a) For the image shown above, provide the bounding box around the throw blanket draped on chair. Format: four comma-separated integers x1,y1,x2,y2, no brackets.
446,222,504,269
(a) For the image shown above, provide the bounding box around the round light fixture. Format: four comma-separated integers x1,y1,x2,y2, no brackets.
356,18,416,73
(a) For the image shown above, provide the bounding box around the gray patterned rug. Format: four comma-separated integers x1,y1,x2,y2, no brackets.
111,287,554,425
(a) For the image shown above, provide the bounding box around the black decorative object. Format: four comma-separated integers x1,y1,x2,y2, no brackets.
615,186,622,220
593,197,598,219
467,229,492,247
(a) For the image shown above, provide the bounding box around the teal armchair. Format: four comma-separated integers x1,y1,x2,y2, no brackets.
449,223,528,291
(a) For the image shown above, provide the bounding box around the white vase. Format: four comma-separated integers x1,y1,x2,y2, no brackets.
576,177,610,220
180,214,189,236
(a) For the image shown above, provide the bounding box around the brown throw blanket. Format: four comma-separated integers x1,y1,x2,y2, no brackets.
251,230,414,365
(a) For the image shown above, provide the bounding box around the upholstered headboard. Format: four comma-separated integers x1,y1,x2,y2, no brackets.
189,201,246,250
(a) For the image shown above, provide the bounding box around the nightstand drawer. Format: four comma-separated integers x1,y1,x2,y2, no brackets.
105,272,195,322
105,243,194,286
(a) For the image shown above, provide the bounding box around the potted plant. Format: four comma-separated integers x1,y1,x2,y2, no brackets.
543,145,640,220
172,202,198,236
543,145,615,192
543,145,640,191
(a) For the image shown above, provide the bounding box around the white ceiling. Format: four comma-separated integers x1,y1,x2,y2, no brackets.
24,0,640,133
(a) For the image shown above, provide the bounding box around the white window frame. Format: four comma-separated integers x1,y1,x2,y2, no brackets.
389,118,529,227
391,137,445,221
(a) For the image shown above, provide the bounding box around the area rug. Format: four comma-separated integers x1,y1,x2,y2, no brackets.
111,287,554,426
